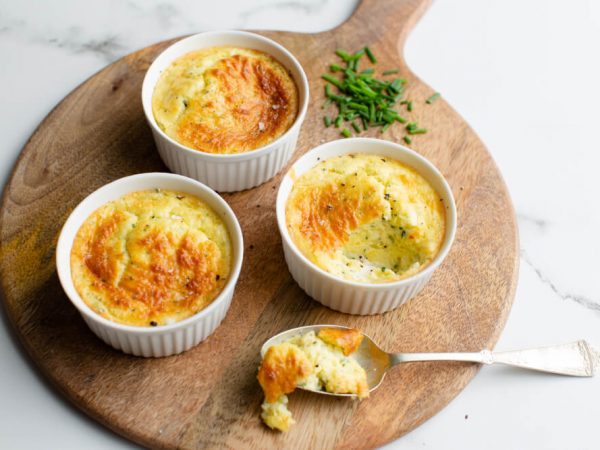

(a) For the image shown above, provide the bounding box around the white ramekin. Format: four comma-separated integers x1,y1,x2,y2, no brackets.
56,173,244,357
141,30,309,193
276,138,457,315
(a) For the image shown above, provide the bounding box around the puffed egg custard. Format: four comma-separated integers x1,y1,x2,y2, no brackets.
257,328,368,432
70,189,231,327
152,46,299,154
285,153,446,283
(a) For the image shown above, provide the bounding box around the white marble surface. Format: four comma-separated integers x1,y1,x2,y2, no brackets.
1,0,600,449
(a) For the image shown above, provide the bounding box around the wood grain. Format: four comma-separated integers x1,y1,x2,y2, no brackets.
0,0,519,448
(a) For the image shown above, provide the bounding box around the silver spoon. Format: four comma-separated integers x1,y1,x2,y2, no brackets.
261,325,598,397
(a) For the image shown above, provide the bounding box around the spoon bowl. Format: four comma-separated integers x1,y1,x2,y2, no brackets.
261,324,392,397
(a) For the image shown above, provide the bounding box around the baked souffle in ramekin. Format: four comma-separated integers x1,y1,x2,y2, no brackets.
152,46,298,154
70,189,232,327
285,153,445,284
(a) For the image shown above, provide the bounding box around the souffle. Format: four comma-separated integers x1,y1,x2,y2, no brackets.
258,328,368,432
285,154,446,283
70,189,232,327
152,46,299,154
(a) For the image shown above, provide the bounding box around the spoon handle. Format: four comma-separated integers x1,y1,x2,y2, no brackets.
390,340,596,377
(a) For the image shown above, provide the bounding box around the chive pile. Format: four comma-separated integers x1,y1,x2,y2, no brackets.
321,46,441,143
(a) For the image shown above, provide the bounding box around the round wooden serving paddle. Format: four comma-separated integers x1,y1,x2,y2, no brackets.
0,0,519,448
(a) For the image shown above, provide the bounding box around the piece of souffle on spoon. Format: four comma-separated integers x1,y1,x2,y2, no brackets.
256,325,597,431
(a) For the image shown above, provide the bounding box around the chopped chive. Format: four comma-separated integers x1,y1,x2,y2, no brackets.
351,122,361,133
383,69,399,75
407,128,427,135
335,49,352,61
364,46,377,63
407,101,413,112
353,48,365,59
330,63,343,72
381,123,391,133
334,116,343,128
321,74,343,89
389,78,402,93
341,128,352,138
426,92,441,104
348,102,368,112
403,136,412,144
324,116,332,127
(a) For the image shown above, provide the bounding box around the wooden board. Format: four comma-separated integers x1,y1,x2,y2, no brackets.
0,0,519,448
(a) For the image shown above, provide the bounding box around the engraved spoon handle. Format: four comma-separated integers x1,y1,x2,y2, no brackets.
389,341,596,377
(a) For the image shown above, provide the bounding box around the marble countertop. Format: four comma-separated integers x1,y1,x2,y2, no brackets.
1,0,599,449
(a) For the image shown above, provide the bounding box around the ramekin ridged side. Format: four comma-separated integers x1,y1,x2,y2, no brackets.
276,138,457,315
282,242,434,315
151,125,299,192
80,292,231,357
141,30,309,192
56,173,244,357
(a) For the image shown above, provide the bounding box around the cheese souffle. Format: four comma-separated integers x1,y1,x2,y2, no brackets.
258,328,368,432
152,46,299,154
285,154,446,283
70,189,232,327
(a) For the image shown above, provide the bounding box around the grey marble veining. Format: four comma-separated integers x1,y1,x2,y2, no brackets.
236,0,332,27
0,0,358,65
522,250,600,314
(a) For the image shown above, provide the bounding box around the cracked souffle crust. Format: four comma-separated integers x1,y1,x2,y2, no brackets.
70,190,232,327
152,46,299,154
285,153,446,283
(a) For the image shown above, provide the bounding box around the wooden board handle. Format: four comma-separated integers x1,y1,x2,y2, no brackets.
338,0,431,52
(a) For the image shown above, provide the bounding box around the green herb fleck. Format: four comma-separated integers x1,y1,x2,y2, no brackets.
341,128,351,138
321,73,343,89
406,122,427,135
426,92,441,104
335,49,352,61
364,46,377,63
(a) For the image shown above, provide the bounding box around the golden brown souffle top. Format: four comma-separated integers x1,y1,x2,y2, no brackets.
70,189,232,327
152,46,299,154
